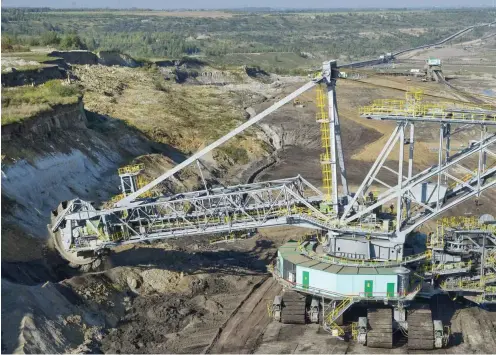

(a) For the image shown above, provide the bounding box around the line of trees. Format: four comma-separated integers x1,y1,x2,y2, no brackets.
2,8,495,60
2,31,87,51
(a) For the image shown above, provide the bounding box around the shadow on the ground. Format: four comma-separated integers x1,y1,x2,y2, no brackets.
108,238,275,277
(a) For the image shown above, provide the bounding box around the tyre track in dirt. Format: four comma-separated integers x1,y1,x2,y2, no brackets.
206,276,282,354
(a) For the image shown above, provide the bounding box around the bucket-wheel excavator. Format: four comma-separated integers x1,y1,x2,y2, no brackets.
50,59,496,349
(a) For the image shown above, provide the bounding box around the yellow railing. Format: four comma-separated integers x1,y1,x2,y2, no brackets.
485,286,496,293
321,162,332,202
118,163,145,175
486,252,496,267
327,297,354,322
423,260,472,273
437,216,496,233
448,169,477,189
427,225,445,249
109,231,124,241
324,297,354,337
441,273,496,290
406,87,424,101
109,175,153,205
316,84,333,204
360,104,496,121
364,190,379,203
326,320,345,337
351,322,358,340
299,240,431,268
267,301,273,317
360,88,496,121
316,84,327,109
136,175,154,198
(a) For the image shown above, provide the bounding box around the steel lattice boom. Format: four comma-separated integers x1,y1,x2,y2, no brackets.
50,61,496,270
54,176,332,253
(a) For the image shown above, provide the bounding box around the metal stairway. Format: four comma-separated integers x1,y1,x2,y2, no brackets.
323,296,356,336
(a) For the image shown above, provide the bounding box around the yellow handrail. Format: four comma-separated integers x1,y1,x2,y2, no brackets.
118,163,145,175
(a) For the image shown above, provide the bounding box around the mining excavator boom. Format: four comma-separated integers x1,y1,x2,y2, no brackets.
50,58,496,348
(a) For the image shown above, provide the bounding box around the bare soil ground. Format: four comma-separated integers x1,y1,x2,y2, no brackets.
94,229,293,354
395,32,496,104
207,277,282,353
256,323,348,354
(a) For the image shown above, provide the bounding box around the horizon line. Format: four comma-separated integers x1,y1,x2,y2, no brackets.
3,5,496,10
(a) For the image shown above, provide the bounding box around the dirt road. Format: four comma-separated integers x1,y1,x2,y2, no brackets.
208,277,282,353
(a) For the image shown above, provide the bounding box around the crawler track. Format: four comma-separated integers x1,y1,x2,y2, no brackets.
367,308,393,348
408,309,435,350
281,291,307,324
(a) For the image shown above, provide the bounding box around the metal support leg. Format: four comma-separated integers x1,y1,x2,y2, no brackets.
481,233,486,283
478,126,486,194
120,177,127,196
332,90,349,197
196,159,209,195
341,126,400,221
328,83,339,210
396,124,405,232
436,125,444,210
407,123,414,218
445,124,451,184
483,126,487,172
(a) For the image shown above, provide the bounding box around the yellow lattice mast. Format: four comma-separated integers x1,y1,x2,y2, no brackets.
316,84,333,209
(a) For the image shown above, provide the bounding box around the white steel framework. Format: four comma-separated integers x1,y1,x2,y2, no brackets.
51,60,496,266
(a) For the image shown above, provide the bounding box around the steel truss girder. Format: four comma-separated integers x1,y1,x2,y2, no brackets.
362,115,496,126
323,60,349,208
341,124,496,242
444,230,496,254
59,176,332,251
50,55,496,261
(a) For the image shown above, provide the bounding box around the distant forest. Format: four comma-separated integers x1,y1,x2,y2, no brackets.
2,8,495,63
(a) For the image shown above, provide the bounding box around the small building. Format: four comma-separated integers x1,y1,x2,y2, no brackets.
277,241,407,298
427,58,442,67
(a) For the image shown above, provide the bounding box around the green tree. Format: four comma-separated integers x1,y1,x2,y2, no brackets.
40,31,60,46
1,35,15,51
60,34,86,50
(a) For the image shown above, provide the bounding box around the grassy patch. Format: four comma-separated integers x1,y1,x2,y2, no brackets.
73,65,270,166
217,144,250,165
206,52,320,74
1,64,51,73
2,51,60,63
1,80,81,125
1,51,61,72
76,65,246,151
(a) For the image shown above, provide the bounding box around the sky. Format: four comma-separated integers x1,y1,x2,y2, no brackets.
4,0,496,8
